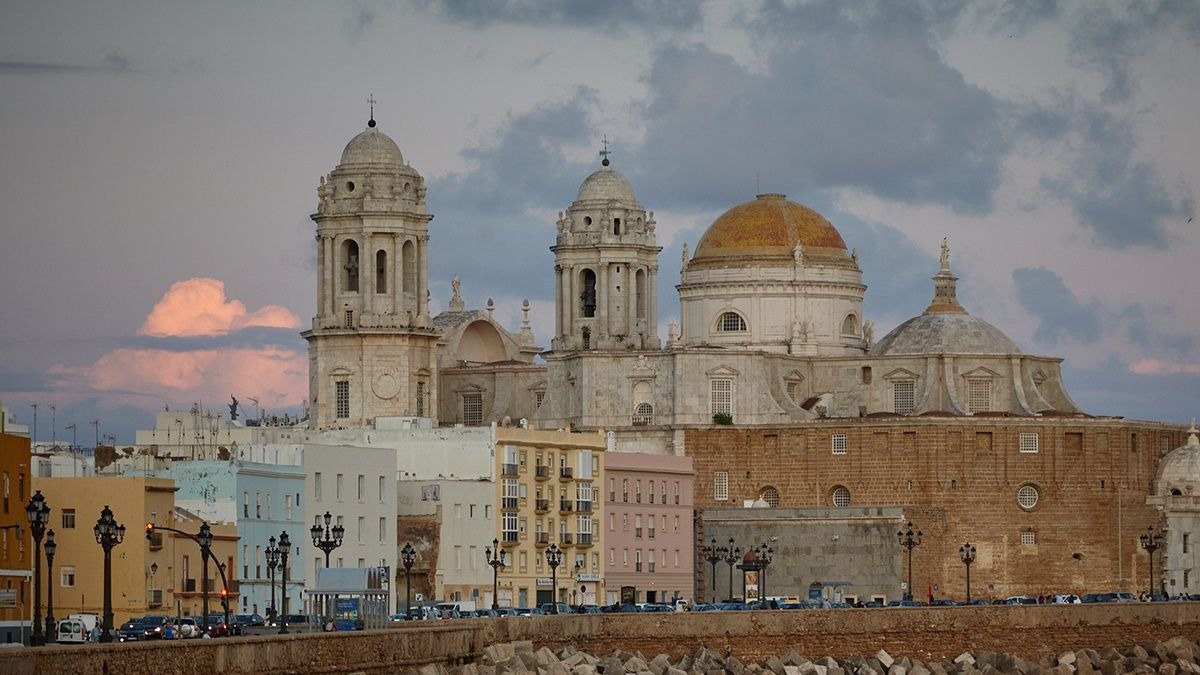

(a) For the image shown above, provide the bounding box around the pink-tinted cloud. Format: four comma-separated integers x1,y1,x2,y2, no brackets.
1128,359,1200,376
49,346,306,409
139,278,300,337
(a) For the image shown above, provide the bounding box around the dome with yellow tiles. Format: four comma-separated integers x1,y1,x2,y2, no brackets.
692,193,848,264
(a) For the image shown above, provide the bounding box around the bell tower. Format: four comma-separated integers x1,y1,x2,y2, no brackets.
302,114,439,428
550,152,661,352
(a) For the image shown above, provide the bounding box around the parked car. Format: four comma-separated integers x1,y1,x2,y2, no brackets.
538,603,572,615
515,606,546,616
471,609,498,618
387,613,409,622
1003,596,1037,605
118,618,145,642
176,617,200,638
575,604,601,614
234,613,265,628
930,599,958,606
278,613,314,629
203,614,239,637
492,607,521,617
140,615,171,640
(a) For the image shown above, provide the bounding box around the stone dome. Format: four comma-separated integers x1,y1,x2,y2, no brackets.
871,313,1020,356
576,161,637,203
692,194,848,263
1155,425,1200,496
339,122,404,167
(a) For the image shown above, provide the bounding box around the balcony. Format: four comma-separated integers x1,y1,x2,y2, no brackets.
183,578,196,593
576,533,593,547
635,562,642,572
649,562,656,573
502,531,519,545
535,465,550,480
535,498,550,513
648,529,655,539
575,500,592,513
535,532,550,546
558,533,574,546
635,527,642,538
559,467,573,481
147,531,164,551
148,589,163,607
502,497,519,510
559,500,573,514
502,463,518,477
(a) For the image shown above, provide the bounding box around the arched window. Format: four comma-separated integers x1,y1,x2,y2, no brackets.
341,240,360,293
632,402,654,426
759,486,780,507
580,269,597,318
717,312,746,332
401,240,416,293
831,485,851,507
375,250,387,294
635,269,646,319
841,313,858,335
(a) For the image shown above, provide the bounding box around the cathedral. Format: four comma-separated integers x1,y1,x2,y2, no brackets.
304,117,1192,600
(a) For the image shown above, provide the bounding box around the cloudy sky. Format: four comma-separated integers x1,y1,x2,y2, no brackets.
2,0,1198,444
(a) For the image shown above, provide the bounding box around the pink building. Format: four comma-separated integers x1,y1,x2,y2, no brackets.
602,453,694,605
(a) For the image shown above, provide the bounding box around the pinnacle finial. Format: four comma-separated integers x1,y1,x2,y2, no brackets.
367,93,377,128
599,134,611,166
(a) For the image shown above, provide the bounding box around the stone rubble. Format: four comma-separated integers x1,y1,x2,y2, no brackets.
400,637,1200,675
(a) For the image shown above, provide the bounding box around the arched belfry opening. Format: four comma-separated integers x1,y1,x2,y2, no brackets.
580,269,597,318
341,239,360,293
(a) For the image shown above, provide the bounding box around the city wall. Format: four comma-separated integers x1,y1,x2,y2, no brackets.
3,604,1200,675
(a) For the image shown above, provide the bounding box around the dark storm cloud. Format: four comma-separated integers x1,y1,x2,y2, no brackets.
632,16,1008,214
1064,357,1200,423
426,93,598,304
1012,266,1101,345
421,0,702,31
1038,106,1192,249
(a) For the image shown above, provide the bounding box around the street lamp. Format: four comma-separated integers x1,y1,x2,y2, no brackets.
722,538,741,602
485,538,507,610
266,536,279,623
24,490,50,646
44,531,56,642
545,544,562,612
897,521,922,602
196,522,214,627
959,543,976,604
758,543,774,601
93,505,126,643
401,542,416,619
310,511,345,568
277,531,291,634
703,538,722,603
1140,526,1164,601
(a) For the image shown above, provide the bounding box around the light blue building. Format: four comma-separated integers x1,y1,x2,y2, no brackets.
122,445,307,617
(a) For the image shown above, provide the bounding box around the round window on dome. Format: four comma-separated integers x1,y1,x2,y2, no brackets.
717,312,747,333
346,181,355,192
584,216,592,226
1017,484,1039,510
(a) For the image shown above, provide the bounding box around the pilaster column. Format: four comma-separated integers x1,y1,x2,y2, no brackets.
418,235,429,317
363,233,374,316
324,236,335,317
648,267,658,345
598,262,608,338
554,266,563,339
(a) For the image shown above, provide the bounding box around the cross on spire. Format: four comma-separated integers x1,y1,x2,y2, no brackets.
599,134,611,166
367,93,377,127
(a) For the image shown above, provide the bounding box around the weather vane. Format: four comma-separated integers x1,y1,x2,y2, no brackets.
368,93,377,127
599,134,611,165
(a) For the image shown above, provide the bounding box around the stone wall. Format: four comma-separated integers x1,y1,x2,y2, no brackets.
5,604,1200,675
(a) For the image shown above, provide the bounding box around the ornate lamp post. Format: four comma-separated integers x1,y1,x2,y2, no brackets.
265,536,280,623
310,511,345,568
758,543,774,601
897,521,922,602
1140,526,1164,600
485,538,507,610
43,530,56,642
196,522,214,626
277,531,291,634
959,543,976,604
545,543,562,612
93,505,126,643
25,491,50,646
722,538,741,602
401,542,416,618
703,538,723,603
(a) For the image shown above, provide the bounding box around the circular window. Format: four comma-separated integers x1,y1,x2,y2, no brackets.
584,216,592,226
346,181,355,192
832,486,851,507
1017,484,1039,509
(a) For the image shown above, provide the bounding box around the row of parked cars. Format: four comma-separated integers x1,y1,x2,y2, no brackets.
116,613,265,642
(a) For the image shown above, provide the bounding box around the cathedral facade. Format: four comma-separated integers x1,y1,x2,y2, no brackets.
305,119,1191,600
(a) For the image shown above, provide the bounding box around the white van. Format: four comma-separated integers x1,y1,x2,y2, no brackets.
57,613,99,643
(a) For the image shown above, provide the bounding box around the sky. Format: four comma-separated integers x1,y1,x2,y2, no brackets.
1,0,1198,445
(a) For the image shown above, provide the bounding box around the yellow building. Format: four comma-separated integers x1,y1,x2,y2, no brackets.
33,476,176,626
493,427,606,608
0,431,32,644
168,507,240,618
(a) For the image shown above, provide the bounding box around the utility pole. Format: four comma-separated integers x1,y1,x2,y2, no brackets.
50,405,56,448
90,419,100,448
30,404,37,444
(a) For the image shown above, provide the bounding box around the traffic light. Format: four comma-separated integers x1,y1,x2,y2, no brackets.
145,523,154,541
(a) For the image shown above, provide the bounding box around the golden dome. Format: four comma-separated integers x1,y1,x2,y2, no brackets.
692,194,848,264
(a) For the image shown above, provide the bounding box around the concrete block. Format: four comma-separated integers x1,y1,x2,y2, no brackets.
1159,665,1177,675
1060,654,1078,667
889,666,907,675
514,641,535,655
785,667,802,675
877,652,896,670
623,656,649,674
572,666,598,675
955,655,977,667
727,657,745,675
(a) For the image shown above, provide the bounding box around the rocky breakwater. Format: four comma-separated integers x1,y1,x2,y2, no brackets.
398,636,1200,675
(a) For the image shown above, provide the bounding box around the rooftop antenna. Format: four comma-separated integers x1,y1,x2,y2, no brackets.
367,93,377,128
248,396,261,425
90,419,100,448
599,135,611,166
50,405,56,448
30,404,37,445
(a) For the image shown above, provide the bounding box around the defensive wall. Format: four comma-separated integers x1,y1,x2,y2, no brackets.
3,604,1199,675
